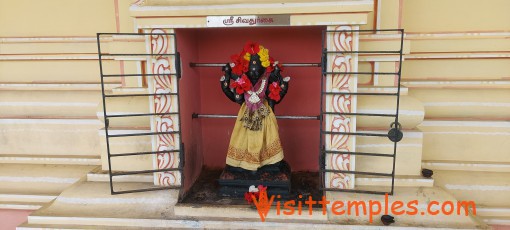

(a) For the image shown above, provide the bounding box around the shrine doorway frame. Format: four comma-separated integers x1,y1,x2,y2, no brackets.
99,5,403,197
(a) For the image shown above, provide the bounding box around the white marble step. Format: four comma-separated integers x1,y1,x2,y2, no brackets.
481,216,510,226
419,120,510,162
0,201,46,210
28,181,179,221
354,129,423,176
25,181,483,229
97,127,156,172
466,207,510,227
355,175,433,187
0,154,100,166
326,186,482,229
477,207,510,218
0,83,120,91
86,171,152,183
432,170,510,207
25,216,481,230
18,223,158,229
174,203,328,222
24,213,482,229
422,161,510,173
0,119,102,156
0,194,57,204
0,90,102,118
358,86,408,95
402,80,510,89
0,164,97,194
0,164,97,210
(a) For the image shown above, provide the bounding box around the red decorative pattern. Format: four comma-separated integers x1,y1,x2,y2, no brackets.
150,29,180,186
326,25,355,189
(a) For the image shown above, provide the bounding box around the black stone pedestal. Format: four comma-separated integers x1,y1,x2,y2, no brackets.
218,161,291,198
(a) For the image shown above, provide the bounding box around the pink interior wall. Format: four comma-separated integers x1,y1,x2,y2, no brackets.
176,26,323,173
175,29,203,193
0,209,32,230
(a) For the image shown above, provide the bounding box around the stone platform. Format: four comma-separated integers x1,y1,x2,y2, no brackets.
218,161,291,198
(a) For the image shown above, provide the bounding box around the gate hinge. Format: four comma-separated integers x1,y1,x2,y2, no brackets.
175,52,182,79
321,48,327,75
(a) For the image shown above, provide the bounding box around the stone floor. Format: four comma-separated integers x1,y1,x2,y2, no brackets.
19,176,486,229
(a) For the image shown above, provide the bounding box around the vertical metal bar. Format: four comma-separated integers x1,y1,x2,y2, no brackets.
175,52,182,79
390,29,405,195
97,33,115,194
319,29,326,192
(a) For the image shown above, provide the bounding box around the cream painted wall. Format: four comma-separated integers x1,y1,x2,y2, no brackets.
0,1,137,226
402,0,510,33
0,0,134,37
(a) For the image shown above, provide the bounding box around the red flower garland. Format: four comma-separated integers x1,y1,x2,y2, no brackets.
230,74,252,94
243,41,260,55
268,82,282,102
230,53,248,76
265,57,284,73
244,185,267,204
229,41,284,75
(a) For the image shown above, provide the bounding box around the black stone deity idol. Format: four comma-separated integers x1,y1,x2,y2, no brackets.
218,42,291,196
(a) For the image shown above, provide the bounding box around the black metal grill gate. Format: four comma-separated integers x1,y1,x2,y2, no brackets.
319,29,404,195
97,32,183,195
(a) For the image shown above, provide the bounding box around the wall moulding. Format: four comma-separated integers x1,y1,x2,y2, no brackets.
404,31,510,40
130,0,373,17
133,13,369,29
0,37,98,43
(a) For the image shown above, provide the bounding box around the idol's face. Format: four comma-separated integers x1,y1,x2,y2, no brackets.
246,54,265,81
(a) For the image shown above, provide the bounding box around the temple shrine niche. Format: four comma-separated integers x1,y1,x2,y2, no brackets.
98,4,408,208
176,27,326,203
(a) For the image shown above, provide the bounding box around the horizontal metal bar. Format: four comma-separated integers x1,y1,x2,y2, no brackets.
105,93,178,98
323,72,399,75
111,168,181,176
108,131,179,138
100,53,176,57
106,112,179,118
112,185,181,195
322,150,394,158
98,32,175,36
192,113,319,120
192,114,236,119
189,62,321,67
282,63,321,67
321,169,393,177
320,188,391,195
102,73,177,77
325,29,403,33
322,92,398,96
324,51,401,54
110,149,180,157
276,115,319,120
322,131,389,137
322,112,396,117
